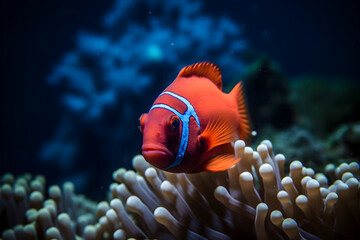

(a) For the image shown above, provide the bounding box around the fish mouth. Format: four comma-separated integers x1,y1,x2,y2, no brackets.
142,144,173,157
142,144,173,169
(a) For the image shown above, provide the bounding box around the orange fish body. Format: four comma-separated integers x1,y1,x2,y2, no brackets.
139,62,251,173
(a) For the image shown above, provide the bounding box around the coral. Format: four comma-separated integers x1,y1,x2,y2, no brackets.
49,0,246,119
289,76,360,137
265,126,330,171
2,140,359,239
238,58,294,130
326,122,360,163
264,122,360,172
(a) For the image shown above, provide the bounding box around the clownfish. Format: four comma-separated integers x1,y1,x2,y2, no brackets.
138,62,252,173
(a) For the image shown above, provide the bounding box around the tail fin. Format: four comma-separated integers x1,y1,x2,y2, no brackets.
230,82,252,143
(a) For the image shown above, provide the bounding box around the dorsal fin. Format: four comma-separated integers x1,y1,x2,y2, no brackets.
177,62,223,90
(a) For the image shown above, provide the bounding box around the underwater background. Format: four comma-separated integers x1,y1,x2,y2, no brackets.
2,0,360,202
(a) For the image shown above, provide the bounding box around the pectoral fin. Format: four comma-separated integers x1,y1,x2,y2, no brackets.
199,118,237,152
194,154,239,172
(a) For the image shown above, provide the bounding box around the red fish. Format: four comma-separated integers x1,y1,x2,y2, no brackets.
138,62,252,173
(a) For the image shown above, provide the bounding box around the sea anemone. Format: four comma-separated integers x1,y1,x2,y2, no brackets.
0,174,97,239
1,140,360,239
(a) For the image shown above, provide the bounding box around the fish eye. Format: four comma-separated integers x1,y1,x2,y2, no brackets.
138,113,147,133
168,115,180,132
